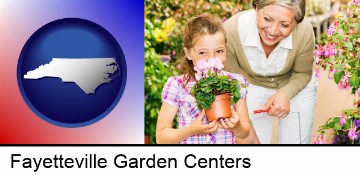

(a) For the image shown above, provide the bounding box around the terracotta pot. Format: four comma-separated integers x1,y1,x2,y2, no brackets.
204,94,232,122
144,135,150,144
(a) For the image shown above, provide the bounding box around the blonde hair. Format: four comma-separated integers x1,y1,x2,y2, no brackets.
252,0,305,23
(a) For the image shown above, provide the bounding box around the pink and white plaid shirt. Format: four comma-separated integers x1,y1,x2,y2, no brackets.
161,71,248,144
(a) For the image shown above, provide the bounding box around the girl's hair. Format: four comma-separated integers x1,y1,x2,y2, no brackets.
178,14,226,86
252,0,306,23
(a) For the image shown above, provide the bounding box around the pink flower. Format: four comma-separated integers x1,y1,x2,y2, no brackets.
357,88,360,96
323,43,337,57
338,72,351,90
353,0,360,5
207,58,217,71
194,60,209,80
326,26,337,36
348,123,358,141
213,57,224,71
314,56,320,65
326,22,338,35
328,68,337,79
340,113,346,126
314,134,327,144
315,68,321,79
313,45,324,57
194,58,225,80
161,54,171,62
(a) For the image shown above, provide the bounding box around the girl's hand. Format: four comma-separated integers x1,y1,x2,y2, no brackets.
189,110,219,135
219,109,240,131
262,91,290,118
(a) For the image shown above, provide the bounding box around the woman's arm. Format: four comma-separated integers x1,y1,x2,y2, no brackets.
263,19,315,118
279,18,315,99
156,103,219,144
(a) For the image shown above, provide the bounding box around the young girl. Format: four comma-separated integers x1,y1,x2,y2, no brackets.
156,15,258,144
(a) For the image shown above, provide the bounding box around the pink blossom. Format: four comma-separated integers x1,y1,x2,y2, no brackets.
207,58,217,70
315,68,321,79
328,68,337,79
353,0,360,5
314,56,320,65
348,123,359,141
161,54,171,62
323,43,337,57
314,134,327,144
194,60,209,80
194,58,225,80
313,45,324,57
195,73,202,81
357,88,360,96
214,57,224,71
340,113,346,126
326,26,337,36
349,28,355,34
338,72,351,90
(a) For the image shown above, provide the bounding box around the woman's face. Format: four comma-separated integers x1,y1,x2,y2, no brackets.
256,4,296,47
184,32,226,65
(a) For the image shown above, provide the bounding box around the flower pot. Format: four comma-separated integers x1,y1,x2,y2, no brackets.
204,94,232,122
144,135,150,144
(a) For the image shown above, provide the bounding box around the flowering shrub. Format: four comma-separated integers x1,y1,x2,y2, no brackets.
145,0,250,61
314,1,360,95
313,1,360,144
190,58,241,109
314,108,360,144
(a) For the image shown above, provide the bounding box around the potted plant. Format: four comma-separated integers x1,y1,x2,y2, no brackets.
190,57,242,121
313,1,360,144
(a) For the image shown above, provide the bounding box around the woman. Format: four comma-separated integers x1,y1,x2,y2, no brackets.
224,0,317,144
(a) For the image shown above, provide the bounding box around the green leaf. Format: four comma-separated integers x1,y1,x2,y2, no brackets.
349,75,359,89
344,42,353,50
352,23,360,30
328,121,335,128
334,123,341,130
334,71,345,84
343,123,350,130
241,83,246,88
322,125,328,130
334,64,344,71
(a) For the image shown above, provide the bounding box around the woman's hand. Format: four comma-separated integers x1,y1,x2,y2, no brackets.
263,91,290,118
189,110,219,135
219,109,240,131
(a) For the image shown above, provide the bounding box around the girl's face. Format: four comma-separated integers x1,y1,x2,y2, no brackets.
184,32,226,66
256,4,296,47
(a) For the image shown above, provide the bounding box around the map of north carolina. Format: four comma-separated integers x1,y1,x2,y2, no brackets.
24,58,120,94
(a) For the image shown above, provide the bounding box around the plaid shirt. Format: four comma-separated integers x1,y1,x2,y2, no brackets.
161,71,248,144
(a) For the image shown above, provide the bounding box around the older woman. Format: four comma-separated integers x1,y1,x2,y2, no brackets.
224,0,316,144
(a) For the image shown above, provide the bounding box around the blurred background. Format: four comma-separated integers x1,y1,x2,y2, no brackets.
144,0,358,144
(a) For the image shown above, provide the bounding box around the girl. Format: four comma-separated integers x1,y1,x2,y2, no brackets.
156,15,258,144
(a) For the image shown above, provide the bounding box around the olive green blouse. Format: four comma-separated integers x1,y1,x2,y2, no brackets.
224,10,315,99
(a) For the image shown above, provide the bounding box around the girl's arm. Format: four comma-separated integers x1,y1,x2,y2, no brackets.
156,102,218,144
231,97,252,139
